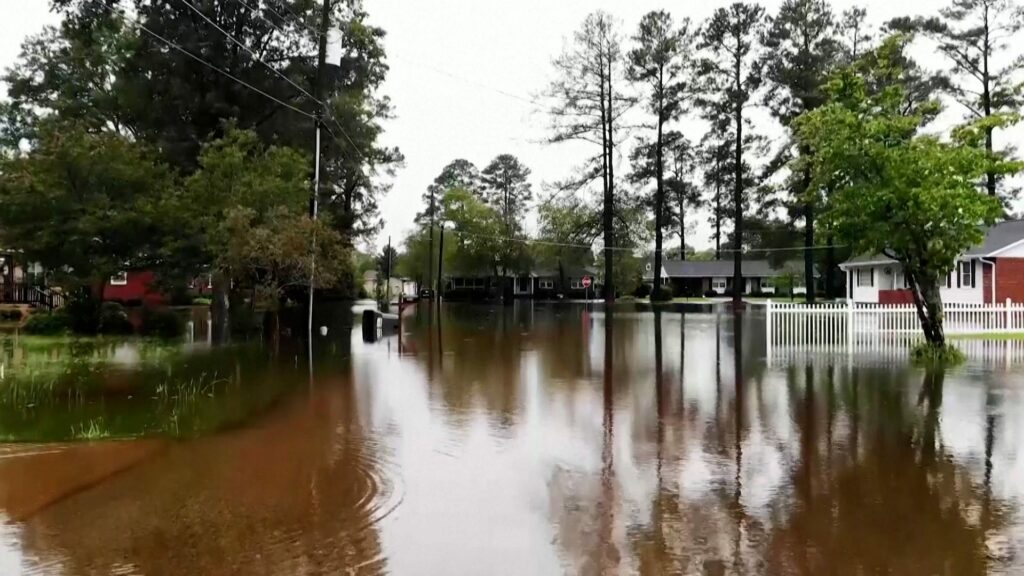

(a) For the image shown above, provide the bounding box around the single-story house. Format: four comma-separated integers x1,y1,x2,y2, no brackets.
442,266,602,300
839,220,1024,304
645,259,811,297
533,266,602,299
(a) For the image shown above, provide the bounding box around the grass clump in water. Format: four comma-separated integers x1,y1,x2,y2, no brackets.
910,341,966,367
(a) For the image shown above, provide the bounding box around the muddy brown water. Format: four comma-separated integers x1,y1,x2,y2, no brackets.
1,302,1023,575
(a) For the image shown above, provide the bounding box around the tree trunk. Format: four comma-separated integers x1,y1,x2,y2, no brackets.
825,236,836,300
603,52,616,303
802,164,816,304
653,97,665,299
982,9,996,197
732,92,743,307
908,269,946,346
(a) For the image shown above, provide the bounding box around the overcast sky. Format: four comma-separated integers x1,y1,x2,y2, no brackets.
4,0,1019,254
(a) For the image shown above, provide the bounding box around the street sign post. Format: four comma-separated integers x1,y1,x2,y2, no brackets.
581,275,592,301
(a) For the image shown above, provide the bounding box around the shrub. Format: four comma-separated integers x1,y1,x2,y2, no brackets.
357,286,369,299
97,302,134,335
0,309,23,322
23,311,72,335
192,297,212,306
651,286,674,302
703,289,718,298
64,296,101,334
634,283,652,299
910,342,966,367
140,307,185,338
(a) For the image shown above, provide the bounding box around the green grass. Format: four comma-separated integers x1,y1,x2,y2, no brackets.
950,332,1024,341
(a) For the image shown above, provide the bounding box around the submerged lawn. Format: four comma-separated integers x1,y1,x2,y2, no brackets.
0,334,299,442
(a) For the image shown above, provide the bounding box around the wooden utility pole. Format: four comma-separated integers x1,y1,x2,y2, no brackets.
386,235,392,304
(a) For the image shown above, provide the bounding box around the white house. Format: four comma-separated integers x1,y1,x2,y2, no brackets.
839,220,1024,304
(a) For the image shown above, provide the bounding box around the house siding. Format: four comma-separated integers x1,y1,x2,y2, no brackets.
995,258,1024,303
103,271,164,305
847,260,985,304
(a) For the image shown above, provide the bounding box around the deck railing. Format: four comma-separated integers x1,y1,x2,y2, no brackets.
0,283,66,310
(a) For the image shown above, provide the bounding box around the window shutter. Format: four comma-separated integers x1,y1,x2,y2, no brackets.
870,268,874,287
971,260,977,288
947,271,952,289
956,262,961,288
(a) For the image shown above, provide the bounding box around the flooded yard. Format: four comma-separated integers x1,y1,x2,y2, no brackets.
1,302,1022,575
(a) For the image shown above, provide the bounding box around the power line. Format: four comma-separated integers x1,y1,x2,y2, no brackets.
180,1,364,161
177,0,322,106
122,12,316,119
227,0,290,37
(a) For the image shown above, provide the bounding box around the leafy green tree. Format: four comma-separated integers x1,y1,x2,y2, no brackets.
547,11,632,301
698,2,768,305
0,12,136,146
170,127,309,275
438,187,506,281
10,0,399,245
535,195,600,291
889,0,1024,198
481,154,532,235
763,0,842,303
0,121,174,298
663,133,701,259
796,36,1020,347
218,206,349,310
627,10,696,296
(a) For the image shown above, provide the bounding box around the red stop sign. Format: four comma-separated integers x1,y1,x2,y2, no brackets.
581,275,592,289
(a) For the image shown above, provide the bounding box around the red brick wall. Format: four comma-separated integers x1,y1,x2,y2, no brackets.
996,258,1024,304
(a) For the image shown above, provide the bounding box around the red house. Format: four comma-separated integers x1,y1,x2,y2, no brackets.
103,270,212,305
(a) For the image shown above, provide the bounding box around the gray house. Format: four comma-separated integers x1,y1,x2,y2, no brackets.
645,259,810,297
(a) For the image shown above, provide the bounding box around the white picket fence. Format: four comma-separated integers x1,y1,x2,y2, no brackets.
766,299,1024,361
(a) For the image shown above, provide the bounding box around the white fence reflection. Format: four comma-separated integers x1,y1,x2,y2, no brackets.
766,299,1024,366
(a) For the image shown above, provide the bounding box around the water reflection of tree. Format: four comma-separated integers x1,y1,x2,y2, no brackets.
764,366,1005,575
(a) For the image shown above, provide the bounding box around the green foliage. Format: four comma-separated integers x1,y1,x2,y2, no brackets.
797,35,1021,343
0,121,174,290
0,309,24,323
97,302,133,335
140,307,185,339
23,312,72,335
481,154,533,250
910,342,966,367
218,207,351,309
651,286,674,302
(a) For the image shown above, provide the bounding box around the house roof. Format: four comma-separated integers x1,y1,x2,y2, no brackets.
842,220,1024,267
653,259,808,278
533,266,599,279
964,219,1024,256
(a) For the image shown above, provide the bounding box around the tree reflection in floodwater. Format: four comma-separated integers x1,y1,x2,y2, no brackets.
0,302,1022,575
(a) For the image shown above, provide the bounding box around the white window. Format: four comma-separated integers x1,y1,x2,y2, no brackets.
206,274,213,289
856,268,873,287
760,277,774,289
539,280,553,289
712,279,727,291
959,261,974,288
571,280,582,289
110,271,128,286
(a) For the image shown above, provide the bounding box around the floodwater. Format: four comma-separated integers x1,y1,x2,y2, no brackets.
1,302,1023,575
